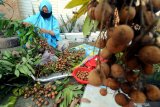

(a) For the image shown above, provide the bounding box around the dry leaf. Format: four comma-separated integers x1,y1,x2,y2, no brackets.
80,98,91,103
70,98,80,107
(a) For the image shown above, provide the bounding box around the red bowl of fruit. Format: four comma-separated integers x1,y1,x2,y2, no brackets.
72,67,91,84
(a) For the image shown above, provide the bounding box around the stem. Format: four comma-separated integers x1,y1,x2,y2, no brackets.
140,0,145,35
135,16,160,42
125,0,134,24
148,0,154,14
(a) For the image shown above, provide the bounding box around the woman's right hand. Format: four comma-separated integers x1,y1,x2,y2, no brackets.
22,22,31,26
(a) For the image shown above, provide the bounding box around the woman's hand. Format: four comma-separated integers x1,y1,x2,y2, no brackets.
40,28,54,36
22,22,31,27
40,28,48,33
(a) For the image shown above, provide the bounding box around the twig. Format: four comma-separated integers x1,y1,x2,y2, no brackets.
148,0,154,14
140,0,145,35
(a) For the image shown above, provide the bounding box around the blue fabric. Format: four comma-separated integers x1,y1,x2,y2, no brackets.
72,44,99,57
23,0,61,48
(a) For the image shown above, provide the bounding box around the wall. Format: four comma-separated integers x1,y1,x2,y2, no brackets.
18,0,33,18
0,0,20,19
18,0,86,32
18,0,85,19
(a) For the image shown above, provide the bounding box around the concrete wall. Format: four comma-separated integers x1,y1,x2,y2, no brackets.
0,0,87,32
0,0,20,19
18,0,86,32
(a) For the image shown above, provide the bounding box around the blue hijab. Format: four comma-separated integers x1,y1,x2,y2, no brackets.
23,0,61,48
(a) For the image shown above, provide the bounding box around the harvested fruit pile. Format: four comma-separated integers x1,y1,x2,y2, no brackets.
54,49,85,71
87,0,160,106
76,70,89,81
36,38,55,54
39,49,85,76
23,83,57,107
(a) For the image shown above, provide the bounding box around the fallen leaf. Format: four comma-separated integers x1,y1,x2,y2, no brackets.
70,98,80,107
53,104,57,107
80,98,91,103
55,97,64,104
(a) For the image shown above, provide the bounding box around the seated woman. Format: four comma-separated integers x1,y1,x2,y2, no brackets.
23,0,69,51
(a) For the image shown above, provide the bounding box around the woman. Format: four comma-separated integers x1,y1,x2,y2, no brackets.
23,0,68,51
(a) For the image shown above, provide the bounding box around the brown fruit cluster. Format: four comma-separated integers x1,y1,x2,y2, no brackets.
23,83,57,107
87,0,160,106
54,49,85,71
35,49,85,77
39,39,48,48
88,62,160,106
36,38,54,54
35,60,54,77
88,0,112,23
76,70,89,81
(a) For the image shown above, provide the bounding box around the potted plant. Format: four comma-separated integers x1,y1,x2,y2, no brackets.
0,0,20,49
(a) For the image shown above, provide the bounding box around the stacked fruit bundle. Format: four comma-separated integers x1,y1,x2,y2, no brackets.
23,83,57,107
54,49,85,71
87,0,160,106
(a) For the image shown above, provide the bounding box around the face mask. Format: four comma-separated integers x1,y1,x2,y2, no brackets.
40,11,52,18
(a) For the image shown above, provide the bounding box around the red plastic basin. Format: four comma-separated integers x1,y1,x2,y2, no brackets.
72,67,91,84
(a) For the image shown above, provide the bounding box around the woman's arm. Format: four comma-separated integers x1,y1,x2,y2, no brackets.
40,28,55,36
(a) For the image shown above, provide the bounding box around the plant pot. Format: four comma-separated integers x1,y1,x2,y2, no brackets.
0,36,20,49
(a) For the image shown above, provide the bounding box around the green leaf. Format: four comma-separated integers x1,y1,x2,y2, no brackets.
18,66,28,75
22,57,27,63
25,30,32,36
71,2,88,22
12,88,24,96
12,88,19,96
27,50,32,54
82,15,93,36
55,80,62,85
14,70,20,77
73,90,83,97
69,85,83,90
33,59,41,65
2,56,8,60
0,96,17,107
0,60,14,67
26,63,35,74
68,90,73,104
60,103,64,107
26,54,30,60
28,59,34,65
63,88,69,106
76,104,80,107
65,0,89,9
3,50,12,58
0,74,2,79
93,20,99,32
22,65,32,75
3,65,12,71
55,91,62,102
